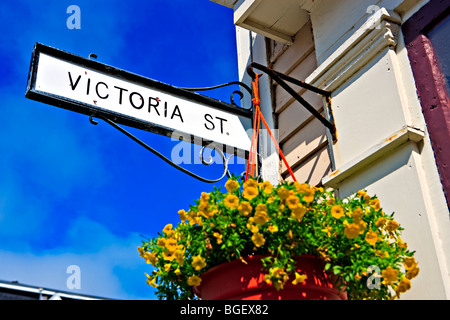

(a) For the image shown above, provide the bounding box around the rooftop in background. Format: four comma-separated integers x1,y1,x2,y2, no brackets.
0,279,112,300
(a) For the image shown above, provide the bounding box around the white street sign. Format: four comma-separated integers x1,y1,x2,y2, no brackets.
26,43,252,153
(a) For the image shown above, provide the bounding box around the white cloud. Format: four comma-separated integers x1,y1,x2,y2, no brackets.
0,216,156,300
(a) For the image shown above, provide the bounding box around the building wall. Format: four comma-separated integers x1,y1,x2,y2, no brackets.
269,21,332,186
229,0,450,299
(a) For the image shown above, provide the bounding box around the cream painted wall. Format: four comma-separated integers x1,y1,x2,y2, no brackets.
306,1,450,299
215,0,450,299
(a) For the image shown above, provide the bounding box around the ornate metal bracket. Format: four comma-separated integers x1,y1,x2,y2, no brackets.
89,114,242,183
247,62,337,143
179,81,253,111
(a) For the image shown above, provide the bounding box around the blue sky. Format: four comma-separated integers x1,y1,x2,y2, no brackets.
0,0,245,299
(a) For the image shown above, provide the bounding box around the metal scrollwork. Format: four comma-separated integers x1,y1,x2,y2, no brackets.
89,114,241,183
179,81,253,110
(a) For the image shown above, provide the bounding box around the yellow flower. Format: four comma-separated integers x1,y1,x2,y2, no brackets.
187,275,202,286
200,192,210,203
403,257,420,279
369,198,381,211
163,224,174,236
162,250,176,261
297,184,315,203
145,273,159,288
238,201,252,215
344,223,361,239
331,205,345,219
291,205,307,220
144,252,158,266
351,207,364,222
164,264,172,272
292,272,308,285
251,232,265,247
365,231,379,246
322,226,332,237
243,186,259,200
375,217,387,228
277,187,293,200
224,194,239,209
258,181,273,194
267,225,278,233
253,210,270,226
255,203,267,212
178,209,188,222
213,232,223,244
263,274,272,285
192,255,207,271
286,195,300,209
404,257,417,270
357,190,366,197
406,266,420,280
246,218,259,233
225,179,240,193
397,237,408,249
243,179,259,189
157,238,166,247
385,220,399,232
376,250,389,258
396,278,411,294
165,238,178,253
269,267,289,290
174,250,184,266
137,246,145,257
358,190,371,203
382,267,399,284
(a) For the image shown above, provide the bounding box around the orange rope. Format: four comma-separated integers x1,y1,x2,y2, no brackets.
245,74,297,182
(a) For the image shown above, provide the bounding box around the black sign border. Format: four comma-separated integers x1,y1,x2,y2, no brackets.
25,42,252,154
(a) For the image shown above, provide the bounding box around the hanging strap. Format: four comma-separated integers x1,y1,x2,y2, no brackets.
245,74,297,182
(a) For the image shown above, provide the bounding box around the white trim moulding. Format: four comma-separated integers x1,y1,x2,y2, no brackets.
322,126,425,188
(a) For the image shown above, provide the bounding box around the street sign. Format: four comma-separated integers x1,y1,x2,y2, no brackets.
25,43,252,153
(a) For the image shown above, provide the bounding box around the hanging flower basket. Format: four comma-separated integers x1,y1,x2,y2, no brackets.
193,254,346,300
138,177,419,300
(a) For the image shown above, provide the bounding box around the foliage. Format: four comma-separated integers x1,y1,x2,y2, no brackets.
138,177,419,300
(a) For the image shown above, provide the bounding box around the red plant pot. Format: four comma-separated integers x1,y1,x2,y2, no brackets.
193,255,347,300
